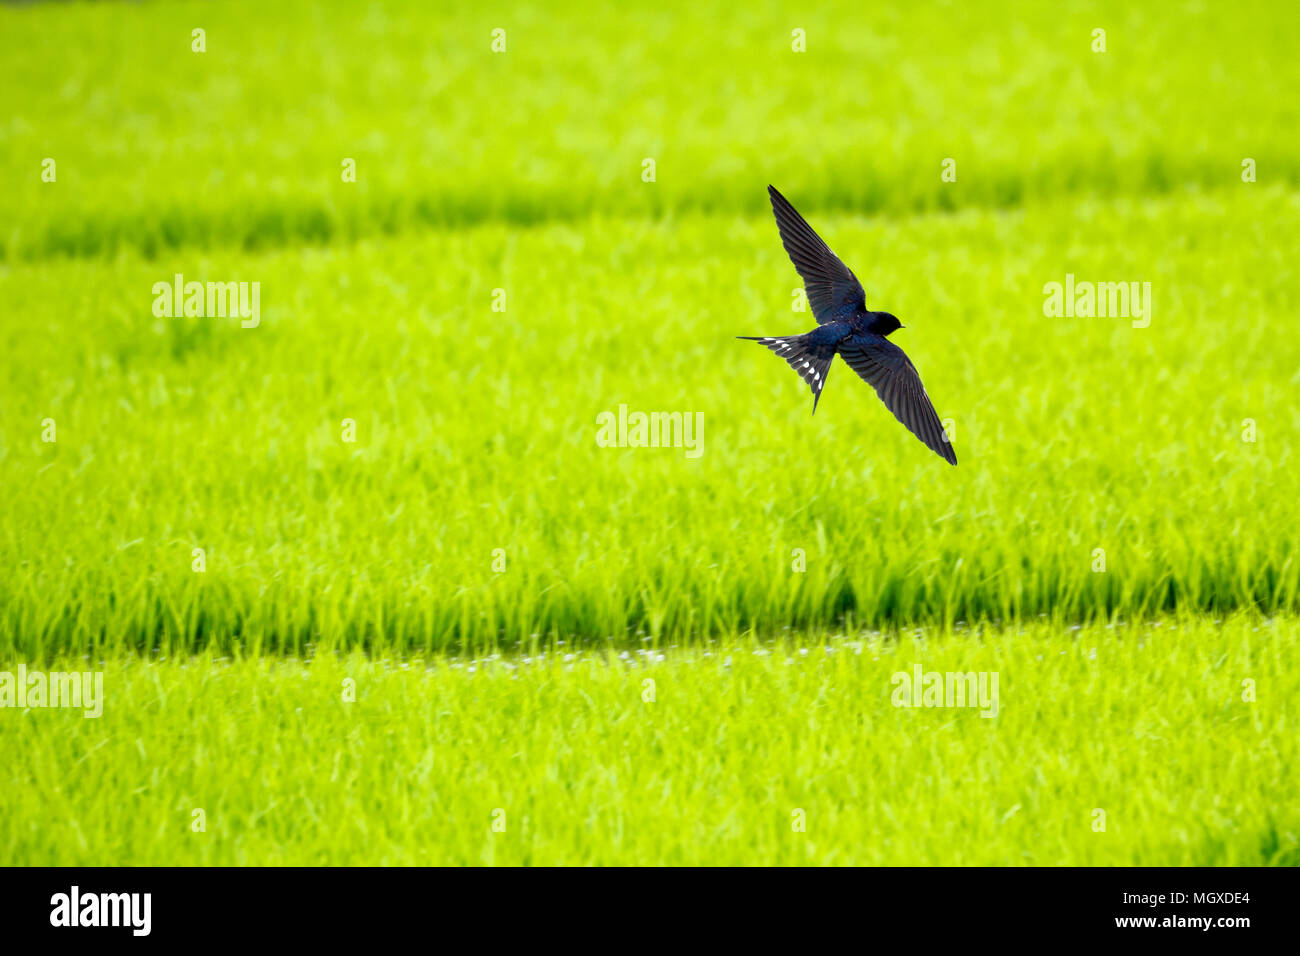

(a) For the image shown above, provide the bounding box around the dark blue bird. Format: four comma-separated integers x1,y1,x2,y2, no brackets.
739,185,957,465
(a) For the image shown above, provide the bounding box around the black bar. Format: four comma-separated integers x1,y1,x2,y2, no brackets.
0,866,1289,943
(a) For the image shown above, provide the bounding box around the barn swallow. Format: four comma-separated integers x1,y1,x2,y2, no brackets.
739,185,957,465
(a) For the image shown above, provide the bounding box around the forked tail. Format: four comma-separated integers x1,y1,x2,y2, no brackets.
738,334,836,412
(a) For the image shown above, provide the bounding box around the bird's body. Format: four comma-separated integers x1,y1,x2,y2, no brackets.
740,185,957,466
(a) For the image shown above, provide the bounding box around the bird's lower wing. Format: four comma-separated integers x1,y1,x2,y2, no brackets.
838,337,957,465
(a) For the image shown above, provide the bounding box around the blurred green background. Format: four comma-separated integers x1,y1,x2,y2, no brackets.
2,0,1298,654
2,0,1298,868
3,1,1299,258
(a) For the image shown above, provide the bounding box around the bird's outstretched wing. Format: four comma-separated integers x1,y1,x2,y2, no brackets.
768,185,866,324
838,334,957,465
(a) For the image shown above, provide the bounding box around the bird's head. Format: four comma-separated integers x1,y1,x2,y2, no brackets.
872,312,904,336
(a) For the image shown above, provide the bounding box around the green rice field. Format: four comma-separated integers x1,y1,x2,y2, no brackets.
1,0,1297,866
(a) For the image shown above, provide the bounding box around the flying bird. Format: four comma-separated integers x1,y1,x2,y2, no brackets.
739,185,957,465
